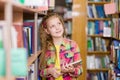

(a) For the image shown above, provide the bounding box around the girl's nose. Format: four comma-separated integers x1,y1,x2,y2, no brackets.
55,25,59,29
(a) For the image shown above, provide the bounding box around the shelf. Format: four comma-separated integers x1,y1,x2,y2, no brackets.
88,35,120,41
64,18,72,22
111,37,120,41
0,76,16,80
87,34,111,38
11,1,47,15
0,0,6,11
27,50,41,67
0,0,48,15
12,2,37,13
87,51,111,55
87,68,109,72
88,34,104,37
88,1,110,5
0,77,5,80
88,18,111,21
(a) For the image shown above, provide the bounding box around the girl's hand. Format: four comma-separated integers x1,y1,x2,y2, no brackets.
61,62,75,73
47,67,62,78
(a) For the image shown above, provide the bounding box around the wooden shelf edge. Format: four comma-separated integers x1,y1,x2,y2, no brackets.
87,68,109,72
87,51,110,54
88,18,111,20
27,50,41,67
64,18,72,22
12,1,48,14
0,77,5,80
12,2,36,13
88,1,110,4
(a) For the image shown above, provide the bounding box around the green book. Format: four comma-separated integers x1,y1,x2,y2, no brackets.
0,40,3,48
19,0,25,4
11,48,27,76
0,49,6,76
0,28,3,48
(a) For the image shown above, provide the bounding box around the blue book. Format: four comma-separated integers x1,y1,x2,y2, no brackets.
95,20,100,34
96,5,106,18
96,5,102,18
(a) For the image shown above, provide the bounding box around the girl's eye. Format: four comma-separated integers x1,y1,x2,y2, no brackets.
58,22,61,25
50,25,55,28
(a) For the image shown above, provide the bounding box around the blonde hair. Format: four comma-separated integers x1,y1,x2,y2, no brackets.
39,13,66,69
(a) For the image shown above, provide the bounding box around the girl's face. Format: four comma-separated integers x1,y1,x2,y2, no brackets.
45,16,64,38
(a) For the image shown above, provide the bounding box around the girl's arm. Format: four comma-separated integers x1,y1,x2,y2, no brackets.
40,66,62,78
40,68,52,77
69,41,83,77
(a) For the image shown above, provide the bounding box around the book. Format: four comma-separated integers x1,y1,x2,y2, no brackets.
104,2,116,15
13,23,24,48
68,60,82,66
0,21,6,48
0,26,3,48
11,48,27,76
0,49,6,76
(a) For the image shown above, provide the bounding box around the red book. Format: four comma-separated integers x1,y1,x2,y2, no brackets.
13,23,24,48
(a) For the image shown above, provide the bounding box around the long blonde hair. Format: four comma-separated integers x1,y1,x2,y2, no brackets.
39,13,66,69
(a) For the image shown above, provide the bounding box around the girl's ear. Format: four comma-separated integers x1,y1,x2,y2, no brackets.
44,28,50,34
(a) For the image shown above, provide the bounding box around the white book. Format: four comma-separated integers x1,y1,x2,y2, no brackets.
11,26,17,48
68,60,82,66
92,4,97,18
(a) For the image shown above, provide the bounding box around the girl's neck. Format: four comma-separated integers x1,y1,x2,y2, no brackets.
53,37,63,45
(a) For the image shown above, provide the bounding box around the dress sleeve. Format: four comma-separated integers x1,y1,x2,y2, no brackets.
39,50,54,77
69,40,83,77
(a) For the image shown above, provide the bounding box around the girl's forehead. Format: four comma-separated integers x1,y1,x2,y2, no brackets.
47,16,59,22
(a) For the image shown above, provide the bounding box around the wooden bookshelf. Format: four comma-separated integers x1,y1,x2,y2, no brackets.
88,1,110,4
64,18,72,22
87,69,110,72
87,51,111,55
86,0,113,80
88,18,111,21
27,51,41,67
0,0,49,80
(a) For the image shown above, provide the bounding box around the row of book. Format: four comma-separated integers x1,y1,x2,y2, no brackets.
87,72,108,80
87,55,110,69
65,0,72,3
88,18,120,38
64,21,72,35
0,18,42,78
111,18,120,39
12,18,42,57
87,37,107,52
87,20,110,36
110,40,120,80
87,4,106,18
14,0,55,11
114,0,120,12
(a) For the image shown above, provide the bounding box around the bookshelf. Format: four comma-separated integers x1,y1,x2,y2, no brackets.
104,0,120,80
87,0,119,80
0,0,49,80
86,0,115,80
63,0,73,39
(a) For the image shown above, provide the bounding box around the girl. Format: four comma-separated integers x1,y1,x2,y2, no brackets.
39,13,83,80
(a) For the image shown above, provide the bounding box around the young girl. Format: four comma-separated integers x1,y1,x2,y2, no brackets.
39,13,83,80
